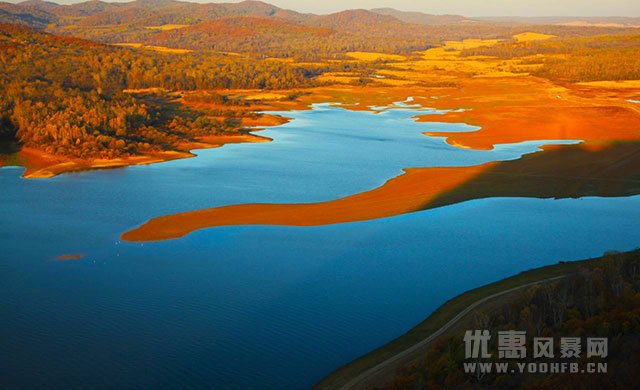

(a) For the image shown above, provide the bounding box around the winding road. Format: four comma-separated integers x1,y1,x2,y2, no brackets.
340,275,568,390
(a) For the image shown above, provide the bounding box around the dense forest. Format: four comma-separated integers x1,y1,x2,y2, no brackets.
140,16,434,60
389,250,640,389
535,48,640,82
461,33,640,58
0,23,328,158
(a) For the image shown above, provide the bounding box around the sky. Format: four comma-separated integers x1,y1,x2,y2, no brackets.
7,0,640,17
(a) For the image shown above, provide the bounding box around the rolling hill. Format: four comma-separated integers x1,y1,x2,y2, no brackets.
6,0,640,31
2,0,313,27
140,14,436,59
3,0,640,60
306,9,401,30
0,1,58,28
144,16,332,54
371,8,475,25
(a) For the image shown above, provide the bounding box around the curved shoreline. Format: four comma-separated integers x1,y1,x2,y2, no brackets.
119,73,640,242
0,132,273,179
339,275,569,390
120,164,491,241
314,251,633,389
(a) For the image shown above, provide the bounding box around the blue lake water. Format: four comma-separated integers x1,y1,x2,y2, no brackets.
1,103,639,389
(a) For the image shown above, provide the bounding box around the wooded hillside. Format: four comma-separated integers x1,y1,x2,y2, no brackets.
0,24,322,158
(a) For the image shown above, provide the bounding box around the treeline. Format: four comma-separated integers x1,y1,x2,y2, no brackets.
461,33,640,58
460,33,640,82
535,48,640,82
59,17,438,61
1,24,323,91
0,24,327,159
52,18,640,62
3,81,237,159
389,249,640,389
50,23,547,62
144,29,433,61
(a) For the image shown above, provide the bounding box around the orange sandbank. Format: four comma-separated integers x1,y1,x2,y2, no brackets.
416,77,640,150
121,164,490,241
121,142,640,242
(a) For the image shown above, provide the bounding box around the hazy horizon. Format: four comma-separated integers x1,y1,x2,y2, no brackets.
4,0,640,18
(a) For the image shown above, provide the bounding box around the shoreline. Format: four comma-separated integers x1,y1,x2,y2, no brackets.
314,249,640,389
0,132,272,179
4,74,639,179
121,141,640,242
120,164,492,241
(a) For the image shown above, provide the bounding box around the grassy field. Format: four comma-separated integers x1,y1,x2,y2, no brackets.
513,32,556,42
114,43,193,53
315,251,622,389
346,52,407,62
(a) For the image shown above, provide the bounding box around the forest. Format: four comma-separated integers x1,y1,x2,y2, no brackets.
138,16,434,60
535,48,640,82
0,23,332,158
388,250,640,389
55,21,640,62
2,0,640,160
461,33,640,82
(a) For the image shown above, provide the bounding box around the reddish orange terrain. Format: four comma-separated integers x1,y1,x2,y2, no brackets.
417,77,640,149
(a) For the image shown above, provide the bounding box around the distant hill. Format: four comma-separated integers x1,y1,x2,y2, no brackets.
7,0,640,30
371,8,475,25
6,0,313,27
306,9,401,30
4,0,640,60
0,1,58,28
145,16,331,54
10,0,127,20
19,0,59,11
303,9,432,39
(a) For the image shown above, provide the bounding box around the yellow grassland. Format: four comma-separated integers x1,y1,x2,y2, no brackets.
244,93,288,100
113,43,192,54
513,32,556,42
346,52,407,61
144,24,189,31
576,80,640,88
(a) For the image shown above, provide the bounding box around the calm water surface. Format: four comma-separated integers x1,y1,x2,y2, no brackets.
1,103,639,389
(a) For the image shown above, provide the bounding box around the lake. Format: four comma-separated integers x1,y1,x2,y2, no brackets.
1,102,639,389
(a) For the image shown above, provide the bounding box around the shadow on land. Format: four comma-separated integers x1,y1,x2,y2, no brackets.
421,141,640,210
